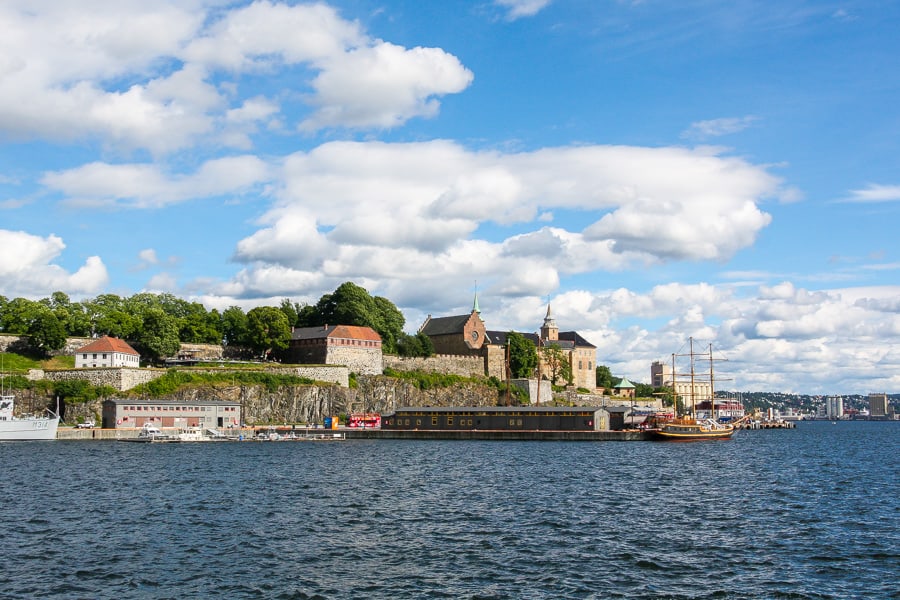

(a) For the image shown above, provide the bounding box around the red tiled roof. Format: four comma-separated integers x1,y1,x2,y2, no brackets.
291,325,382,342
330,325,382,342
75,336,140,355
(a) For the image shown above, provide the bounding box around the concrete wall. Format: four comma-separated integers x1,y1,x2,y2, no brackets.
509,378,553,405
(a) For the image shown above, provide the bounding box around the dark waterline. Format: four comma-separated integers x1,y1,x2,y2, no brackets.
1,421,897,599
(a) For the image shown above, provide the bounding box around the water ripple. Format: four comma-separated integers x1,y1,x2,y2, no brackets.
0,423,897,599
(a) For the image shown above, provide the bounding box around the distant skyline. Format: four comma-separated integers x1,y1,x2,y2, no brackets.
1,1,898,395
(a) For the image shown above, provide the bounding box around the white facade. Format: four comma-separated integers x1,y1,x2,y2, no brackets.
75,350,140,369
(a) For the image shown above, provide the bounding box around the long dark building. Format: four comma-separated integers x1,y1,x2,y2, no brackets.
382,406,609,431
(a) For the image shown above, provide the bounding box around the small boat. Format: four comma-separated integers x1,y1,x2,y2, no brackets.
0,386,59,441
653,338,735,441
120,423,179,443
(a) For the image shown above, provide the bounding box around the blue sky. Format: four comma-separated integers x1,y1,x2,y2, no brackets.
1,0,899,394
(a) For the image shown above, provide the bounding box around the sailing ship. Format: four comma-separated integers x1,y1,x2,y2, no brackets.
653,338,735,441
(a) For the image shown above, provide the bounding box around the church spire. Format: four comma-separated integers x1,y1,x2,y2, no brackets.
473,281,480,314
540,302,558,341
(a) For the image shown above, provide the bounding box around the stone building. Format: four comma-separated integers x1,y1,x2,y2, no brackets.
533,304,597,390
418,299,597,390
289,325,383,375
74,336,140,369
417,301,487,356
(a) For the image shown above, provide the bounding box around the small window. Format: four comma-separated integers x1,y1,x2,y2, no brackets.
447,416,454,426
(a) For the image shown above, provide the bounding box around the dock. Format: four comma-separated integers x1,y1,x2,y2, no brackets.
56,427,652,442
735,420,797,430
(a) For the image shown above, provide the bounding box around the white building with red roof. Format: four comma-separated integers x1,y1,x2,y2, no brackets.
74,336,141,369
289,325,382,375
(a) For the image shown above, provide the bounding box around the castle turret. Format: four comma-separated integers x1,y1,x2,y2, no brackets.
540,303,558,342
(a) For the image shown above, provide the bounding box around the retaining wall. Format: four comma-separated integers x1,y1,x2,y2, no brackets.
383,354,485,377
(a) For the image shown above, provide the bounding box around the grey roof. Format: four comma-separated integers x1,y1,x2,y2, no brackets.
104,398,241,407
558,331,596,349
420,314,472,336
485,330,590,350
291,325,338,340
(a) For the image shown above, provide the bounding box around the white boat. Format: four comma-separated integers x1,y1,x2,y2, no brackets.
120,423,179,443
176,427,228,442
0,393,60,441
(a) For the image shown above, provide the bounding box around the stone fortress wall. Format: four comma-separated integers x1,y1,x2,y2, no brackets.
383,354,486,378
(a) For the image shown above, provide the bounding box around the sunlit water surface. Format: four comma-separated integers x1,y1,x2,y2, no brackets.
1,421,896,599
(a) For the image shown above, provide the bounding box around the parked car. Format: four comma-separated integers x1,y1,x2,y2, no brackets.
76,419,96,429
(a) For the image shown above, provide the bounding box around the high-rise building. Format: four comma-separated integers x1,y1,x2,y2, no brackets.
869,393,889,418
825,395,843,419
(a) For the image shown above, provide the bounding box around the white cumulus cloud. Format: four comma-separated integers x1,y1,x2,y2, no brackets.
0,229,108,297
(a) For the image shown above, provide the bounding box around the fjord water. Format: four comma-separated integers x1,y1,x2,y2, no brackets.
1,422,896,599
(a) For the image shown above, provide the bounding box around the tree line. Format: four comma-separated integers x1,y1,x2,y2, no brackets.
0,282,428,363
1,282,664,398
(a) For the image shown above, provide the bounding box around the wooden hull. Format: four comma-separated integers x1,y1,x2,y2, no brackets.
653,422,735,441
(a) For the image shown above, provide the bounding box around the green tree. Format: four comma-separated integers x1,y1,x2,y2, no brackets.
373,295,404,353
1,297,42,334
65,302,94,336
94,309,140,339
178,302,222,343
27,307,67,357
222,306,249,346
596,365,614,389
303,282,405,353
542,343,572,386
246,306,291,358
634,382,655,397
507,332,538,378
396,331,435,357
278,298,303,329
135,308,181,364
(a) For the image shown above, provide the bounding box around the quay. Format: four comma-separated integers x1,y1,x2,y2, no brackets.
56,426,651,442
736,420,797,430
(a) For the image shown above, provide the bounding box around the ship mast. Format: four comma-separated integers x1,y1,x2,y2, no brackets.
689,337,696,420
671,352,677,419
708,343,715,422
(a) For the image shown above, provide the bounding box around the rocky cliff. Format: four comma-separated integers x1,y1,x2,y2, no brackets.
29,374,502,426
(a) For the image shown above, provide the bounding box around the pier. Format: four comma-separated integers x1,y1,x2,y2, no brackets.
56,426,651,441
735,419,797,430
